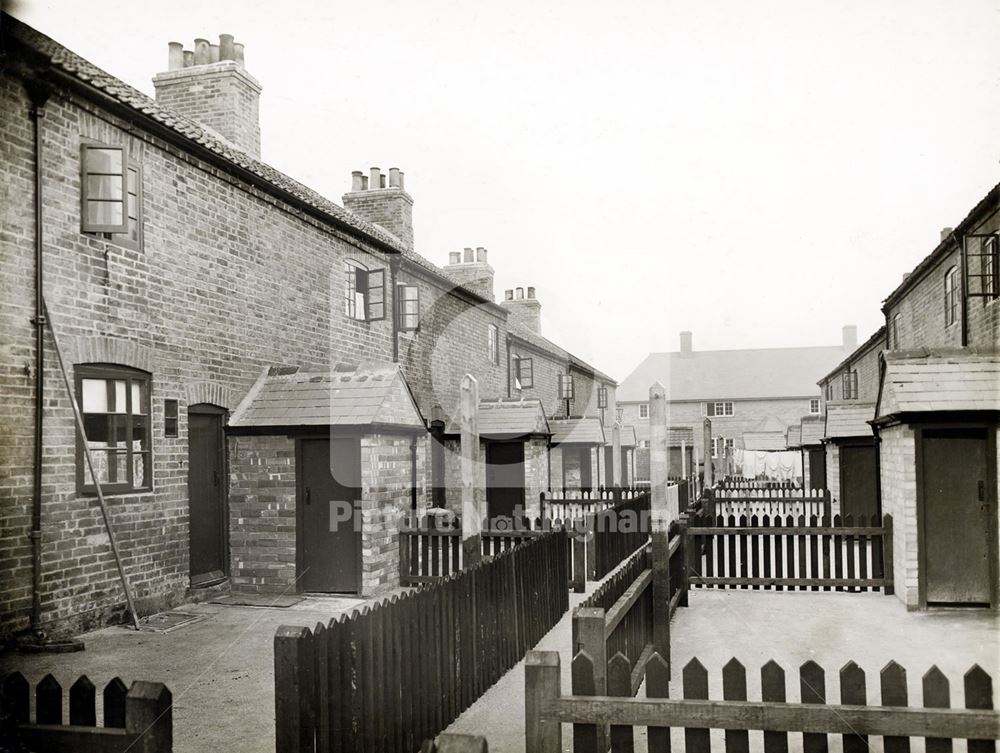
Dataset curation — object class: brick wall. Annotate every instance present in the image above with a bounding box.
[0,75,397,637]
[524,438,549,517]
[825,443,840,504]
[509,340,565,418]
[821,334,882,406]
[878,424,918,607]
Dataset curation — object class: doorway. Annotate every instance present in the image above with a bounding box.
[188,404,227,585]
[486,441,526,522]
[807,448,826,490]
[839,441,879,519]
[297,437,361,593]
[919,427,996,606]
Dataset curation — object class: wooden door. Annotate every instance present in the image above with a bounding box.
[486,441,525,522]
[620,448,630,486]
[188,405,226,584]
[298,437,361,593]
[604,446,614,487]
[839,442,879,518]
[808,448,826,490]
[921,428,994,605]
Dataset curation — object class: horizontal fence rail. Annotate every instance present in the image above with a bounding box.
[0,673,172,753]
[525,651,999,753]
[276,529,569,753]
[685,513,893,593]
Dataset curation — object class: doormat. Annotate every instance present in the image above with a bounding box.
[211,594,304,608]
[136,611,205,633]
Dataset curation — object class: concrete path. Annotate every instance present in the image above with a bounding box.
[445,588,1000,753]
[0,593,383,753]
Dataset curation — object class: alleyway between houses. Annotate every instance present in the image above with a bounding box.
[445,587,999,753]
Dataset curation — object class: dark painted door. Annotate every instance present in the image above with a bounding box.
[299,438,361,593]
[604,447,615,487]
[808,448,826,490]
[620,449,630,486]
[839,443,879,519]
[188,406,226,584]
[486,441,526,522]
[922,428,993,605]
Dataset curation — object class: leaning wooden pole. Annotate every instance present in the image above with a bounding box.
[43,299,141,630]
[459,373,482,566]
[649,381,671,661]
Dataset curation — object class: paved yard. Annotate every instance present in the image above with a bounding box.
[446,588,999,753]
[0,594,381,753]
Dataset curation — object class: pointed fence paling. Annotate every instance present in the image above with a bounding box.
[0,672,172,752]
[275,528,570,753]
[525,651,999,753]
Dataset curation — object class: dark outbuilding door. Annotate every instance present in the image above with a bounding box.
[921,428,995,606]
[808,448,826,490]
[620,448,630,486]
[486,441,526,522]
[188,405,227,584]
[604,447,615,487]
[839,442,879,518]
[298,438,361,594]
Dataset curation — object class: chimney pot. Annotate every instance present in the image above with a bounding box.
[940,227,954,242]
[168,42,184,70]
[193,38,210,65]
[463,247,474,263]
[361,175,369,190]
[233,42,245,65]
[842,325,858,350]
[388,167,401,188]
[505,289,514,301]
[527,286,535,299]
[398,171,405,190]
[680,331,693,355]
[476,247,487,263]
[209,43,220,63]
[351,170,364,192]
[516,287,524,300]
[370,167,381,190]
[182,50,194,67]
[219,34,235,61]
[449,252,461,265]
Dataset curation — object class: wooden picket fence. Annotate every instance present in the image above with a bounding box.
[275,529,569,753]
[525,650,999,753]
[0,672,172,752]
[717,478,800,491]
[704,489,832,521]
[592,492,651,581]
[683,513,893,593]
[540,487,646,521]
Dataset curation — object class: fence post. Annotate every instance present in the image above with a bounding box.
[400,519,412,585]
[275,625,314,753]
[574,607,607,697]
[677,513,690,608]
[586,511,597,581]
[525,651,561,753]
[882,513,895,595]
[126,681,173,753]
[460,374,482,566]
[572,534,586,593]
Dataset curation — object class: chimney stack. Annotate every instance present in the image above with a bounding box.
[342,166,414,250]
[153,34,262,158]
[842,325,858,351]
[501,285,542,335]
[443,247,495,301]
[940,227,954,242]
[679,331,693,356]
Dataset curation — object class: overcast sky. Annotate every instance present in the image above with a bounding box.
[9,0,1000,380]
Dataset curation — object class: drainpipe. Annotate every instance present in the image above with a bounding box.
[953,231,968,347]
[28,81,50,638]
[389,256,401,363]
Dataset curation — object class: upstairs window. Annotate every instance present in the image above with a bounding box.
[344,260,385,322]
[558,373,574,401]
[638,403,649,419]
[516,357,533,389]
[81,145,143,249]
[890,313,902,348]
[842,370,858,400]
[984,237,999,301]
[706,401,734,417]
[825,382,834,401]
[488,324,499,364]
[397,284,420,332]
[809,398,821,414]
[76,365,151,494]
[944,267,959,327]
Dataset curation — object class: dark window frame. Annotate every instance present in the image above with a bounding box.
[985,236,999,302]
[517,357,534,388]
[707,401,734,417]
[890,312,902,347]
[944,266,959,327]
[164,399,178,438]
[344,260,386,322]
[80,144,129,235]
[75,364,152,495]
[842,370,859,400]
[396,283,420,332]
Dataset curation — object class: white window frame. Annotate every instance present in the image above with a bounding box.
[707,401,734,417]
[488,324,499,364]
[809,398,821,415]
[638,403,649,419]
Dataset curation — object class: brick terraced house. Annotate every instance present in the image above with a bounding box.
[0,16,617,639]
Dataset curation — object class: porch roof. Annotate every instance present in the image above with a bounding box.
[229,363,425,430]
[800,415,826,446]
[876,350,1000,420]
[620,425,638,448]
[477,398,550,439]
[825,403,876,439]
[786,425,802,449]
[549,416,606,445]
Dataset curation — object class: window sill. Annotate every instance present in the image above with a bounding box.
[81,231,142,253]
[78,487,153,498]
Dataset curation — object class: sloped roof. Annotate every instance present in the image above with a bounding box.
[618,345,845,403]
[477,398,549,439]
[821,327,886,383]
[549,417,605,445]
[619,425,637,448]
[508,325,616,385]
[825,403,875,439]
[634,424,695,446]
[876,350,1000,420]
[786,425,802,449]
[800,415,826,446]
[230,363,424,430]
[743,415,789,451]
